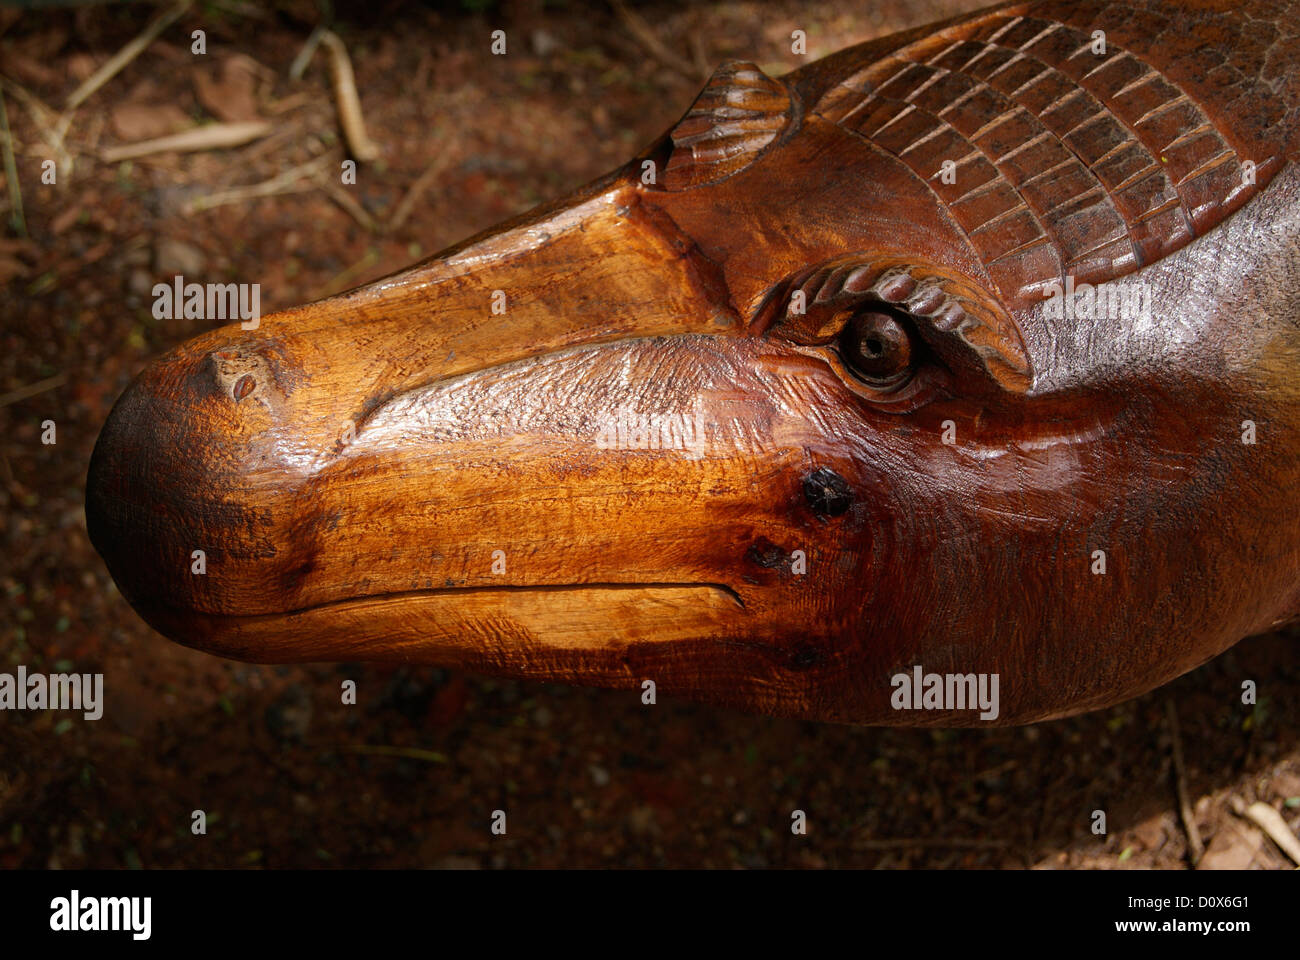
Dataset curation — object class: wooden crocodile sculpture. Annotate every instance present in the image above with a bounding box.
[86,0,1299,725]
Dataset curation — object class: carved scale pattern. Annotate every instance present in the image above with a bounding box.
[815,1,1296,307]
[664,61,791,190]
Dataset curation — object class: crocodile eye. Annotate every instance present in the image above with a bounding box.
[838,307,915,386]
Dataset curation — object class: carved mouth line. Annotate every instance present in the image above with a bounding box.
[139,580,753,666]
[172,581,747,622]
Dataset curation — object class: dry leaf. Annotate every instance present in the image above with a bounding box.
[111,102,193,141]
[193,55,262,123]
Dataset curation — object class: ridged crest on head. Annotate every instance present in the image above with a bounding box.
[812,0,1299,310]
[663,61,793,190]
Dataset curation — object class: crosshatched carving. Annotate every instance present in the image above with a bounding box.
[815,0,1295,307]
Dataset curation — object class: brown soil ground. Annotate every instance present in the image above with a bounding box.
[1,0,1297,869]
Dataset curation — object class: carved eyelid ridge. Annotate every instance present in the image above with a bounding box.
[752,255,1033,394]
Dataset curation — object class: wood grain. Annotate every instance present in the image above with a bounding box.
[87,0,1300,725]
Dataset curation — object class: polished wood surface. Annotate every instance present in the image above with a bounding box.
[86,0,1300,725]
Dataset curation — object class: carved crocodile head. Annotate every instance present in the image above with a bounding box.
[87,0,1300,724]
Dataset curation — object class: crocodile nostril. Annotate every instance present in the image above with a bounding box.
[233,374,256,400]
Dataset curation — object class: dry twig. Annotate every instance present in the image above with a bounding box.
[611,0,701,80]
[1230,797,1300,866]
[289,24,328,82]
[387,151,452,233]
[1166,699,1204,865]
[0,88,24,236]
[319,247,381,298]
[0,76,73,176]
[102,121,272,162]
[315,173,377,233]
[340,745,448,764]
[319,30,380,162]
[183,156,330,214]
[65,0,192,112]
[0,374,66,409]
